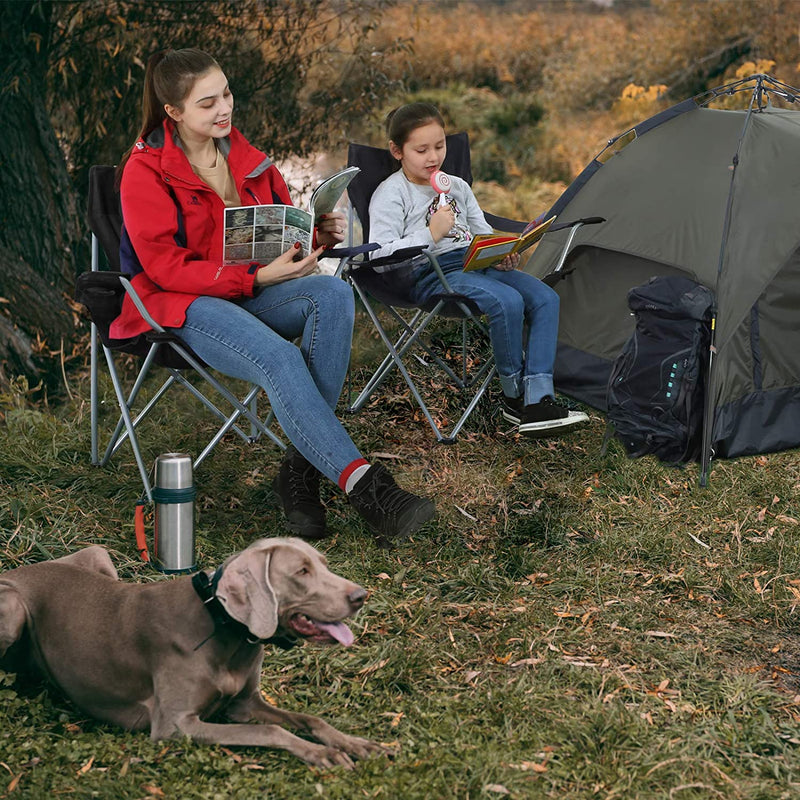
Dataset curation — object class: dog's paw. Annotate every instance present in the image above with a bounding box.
[301,742,356,771]
[327,733,393,761]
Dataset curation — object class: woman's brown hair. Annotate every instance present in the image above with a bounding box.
[116,48,220,183]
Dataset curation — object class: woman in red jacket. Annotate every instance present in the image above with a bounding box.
[114,48,434,544]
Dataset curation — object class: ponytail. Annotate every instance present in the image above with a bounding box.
[116,48,220,185]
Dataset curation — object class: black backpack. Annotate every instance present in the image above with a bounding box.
[606,275,714,464]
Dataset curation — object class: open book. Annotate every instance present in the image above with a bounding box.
[223,166,359,264]
[462,215,556,271]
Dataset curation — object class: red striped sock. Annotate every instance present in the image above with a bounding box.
[338,458,370,492]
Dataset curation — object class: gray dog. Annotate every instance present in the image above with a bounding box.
[0,537,384,769]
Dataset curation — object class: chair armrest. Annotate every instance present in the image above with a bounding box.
[119,276,166,334]
[334,244,426,279]
[547,216,606,274]
[359,246,429,269]
[483,211,529,234]
[324,243,380,259]
[550,216,605,233]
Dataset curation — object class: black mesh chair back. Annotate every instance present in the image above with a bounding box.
[87,165,122,270]
[347,132,473,243]
[347,133,486,317]
[77,166,188,367]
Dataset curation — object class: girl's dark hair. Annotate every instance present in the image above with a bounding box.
[385,102,445,149]
[116,48,220,182]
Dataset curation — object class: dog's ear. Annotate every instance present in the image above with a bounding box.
[0,585,27,658]
[215,543,278,640]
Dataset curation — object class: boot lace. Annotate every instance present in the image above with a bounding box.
[359,467,413,519]
[286,457,320,505]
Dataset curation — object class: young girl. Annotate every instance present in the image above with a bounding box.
[369,102,587,437]
[112,49,434,544]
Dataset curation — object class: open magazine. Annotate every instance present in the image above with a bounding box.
[223,166,359,264]
[462,215,556,271]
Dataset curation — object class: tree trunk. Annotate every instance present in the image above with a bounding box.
[0,244,76,395]
[0,1,82,393]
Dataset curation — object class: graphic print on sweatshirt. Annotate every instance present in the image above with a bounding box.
[425,195,472,244]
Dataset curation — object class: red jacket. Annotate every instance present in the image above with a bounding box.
[110,120,293,339]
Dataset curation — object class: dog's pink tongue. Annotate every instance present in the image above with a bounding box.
[315,620,354,646]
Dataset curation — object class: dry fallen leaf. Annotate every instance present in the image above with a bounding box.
[77,756,94,775]
[510,760,548,773]
[510,657,544,668]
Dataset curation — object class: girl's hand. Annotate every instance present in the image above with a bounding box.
[429,204,455,242]
[495,252,521,271]
[254,243,326,286]
[315,211,346,247]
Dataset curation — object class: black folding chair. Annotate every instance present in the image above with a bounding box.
[338,133,531,443]
[75,165,284,501]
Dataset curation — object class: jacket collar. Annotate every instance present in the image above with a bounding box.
[141,120,273,183]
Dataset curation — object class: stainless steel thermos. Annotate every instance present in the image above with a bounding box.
[153,453,197,573]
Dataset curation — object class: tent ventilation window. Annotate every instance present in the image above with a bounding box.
[597,128,637,163]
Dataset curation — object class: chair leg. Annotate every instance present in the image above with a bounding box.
[349,294,453,442]
[166,341,285,452]
[447,363,497,442]
[100,345,154,502]
[194,383,265,468]
[348,305,428,410]
[90,321,99,465]
[349,292,443,412]
[101,345,165,462]
[249,390,258,440]
[348,280,496,442]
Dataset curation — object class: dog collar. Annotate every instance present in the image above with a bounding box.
[191,568,298,650]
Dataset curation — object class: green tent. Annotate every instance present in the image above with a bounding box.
[527,75,800,483]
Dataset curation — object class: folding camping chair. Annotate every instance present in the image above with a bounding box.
[75,165,284,502]
[335,134,525,442]
[339,133,600,442]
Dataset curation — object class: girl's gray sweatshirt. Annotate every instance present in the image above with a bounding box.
[367,169,492,261]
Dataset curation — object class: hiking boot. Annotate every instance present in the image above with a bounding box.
[500,395,525,426]
[348,463,435,546]
[272,446,327,540]
[518,397,589,438]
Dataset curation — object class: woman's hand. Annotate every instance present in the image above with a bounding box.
[494,252,521,271]
[315,211,346,247]
[429,204,455,242]
[254,243,326,286]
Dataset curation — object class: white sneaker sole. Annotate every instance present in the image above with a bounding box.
[501,408,522,425]
[519,410,589,438]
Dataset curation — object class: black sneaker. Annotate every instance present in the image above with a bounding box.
[501,395,525,425]
[272,446,327,540]
[519,396,588,438]
[348,463,435,545]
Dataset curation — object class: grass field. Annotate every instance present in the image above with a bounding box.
[2,321,800,799]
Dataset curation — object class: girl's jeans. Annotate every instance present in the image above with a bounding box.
[171,274,362,485]
[410,247,560,404]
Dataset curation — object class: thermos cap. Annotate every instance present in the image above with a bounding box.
[155,452,193,490]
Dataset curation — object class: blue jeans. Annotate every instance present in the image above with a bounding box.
[171,274,362,484]
[411,248,560,404]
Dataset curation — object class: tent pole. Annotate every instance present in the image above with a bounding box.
[698,316,717,487]
[698,77,761,487]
